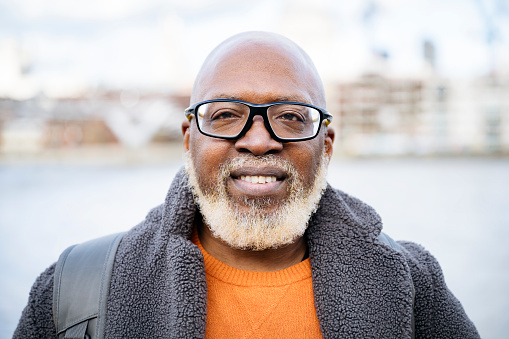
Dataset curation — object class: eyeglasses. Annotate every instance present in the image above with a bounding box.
[185,99,333,142]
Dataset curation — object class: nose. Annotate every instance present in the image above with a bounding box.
[234,116,283,155]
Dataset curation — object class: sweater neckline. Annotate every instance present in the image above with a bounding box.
[191,228,312,287]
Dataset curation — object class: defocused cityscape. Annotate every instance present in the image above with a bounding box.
[1,45,508,158]
[0,0,508,159]
[332,67,509,156]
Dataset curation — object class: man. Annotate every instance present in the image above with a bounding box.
[14,31,479,338]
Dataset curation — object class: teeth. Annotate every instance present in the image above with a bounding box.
[240,175,277,184]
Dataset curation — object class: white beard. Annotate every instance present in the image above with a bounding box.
[185,151,329,251]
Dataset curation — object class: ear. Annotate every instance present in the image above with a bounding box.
[182,119,191,151]
[324,125,335,158]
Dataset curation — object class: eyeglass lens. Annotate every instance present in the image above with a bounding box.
[196,102,321,139]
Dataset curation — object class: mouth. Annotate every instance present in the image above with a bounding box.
[239,175,278,184]
[229,167,287,196]
[230,167,286,183]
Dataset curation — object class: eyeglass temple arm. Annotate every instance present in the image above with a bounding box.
[324,113,333,126]
[184,108,194,121]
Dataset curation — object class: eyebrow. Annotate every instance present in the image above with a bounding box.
[212,94,309,103]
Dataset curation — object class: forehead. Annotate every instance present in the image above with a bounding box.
[192,41,324,106]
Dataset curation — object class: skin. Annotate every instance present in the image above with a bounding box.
[182,32,335,271]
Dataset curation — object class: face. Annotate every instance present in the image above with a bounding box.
[182,38,334,249]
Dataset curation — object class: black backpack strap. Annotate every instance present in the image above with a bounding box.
[378,232,416,339]
[53,232,124,339]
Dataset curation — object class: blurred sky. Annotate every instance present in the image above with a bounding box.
[0,0,508,99]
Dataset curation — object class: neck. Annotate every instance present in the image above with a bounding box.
[197,220,307,272]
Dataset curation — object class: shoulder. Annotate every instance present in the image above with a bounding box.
[397,241,480,338]
[13,264,57,338]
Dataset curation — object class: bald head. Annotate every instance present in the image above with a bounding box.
[191,31,326,107]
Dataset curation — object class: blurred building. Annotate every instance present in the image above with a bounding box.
[329,72,509,156]
[1,77,508,157]
[332,74,423,156]
[0,92,190,154]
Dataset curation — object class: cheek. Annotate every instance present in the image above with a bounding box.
[189,130,213,182]
[189,130,233,187]
[287,141,324,187]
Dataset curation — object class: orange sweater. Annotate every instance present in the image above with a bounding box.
[191,230,322,338]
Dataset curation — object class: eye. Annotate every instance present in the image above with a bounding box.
[277,112,305,122]
[210,110,242,120]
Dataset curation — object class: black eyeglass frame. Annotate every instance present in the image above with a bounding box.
[184,99,333,142]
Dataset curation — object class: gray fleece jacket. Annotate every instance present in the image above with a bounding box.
[14,168,480,338]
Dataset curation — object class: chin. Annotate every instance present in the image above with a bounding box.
[185,151,330,251]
